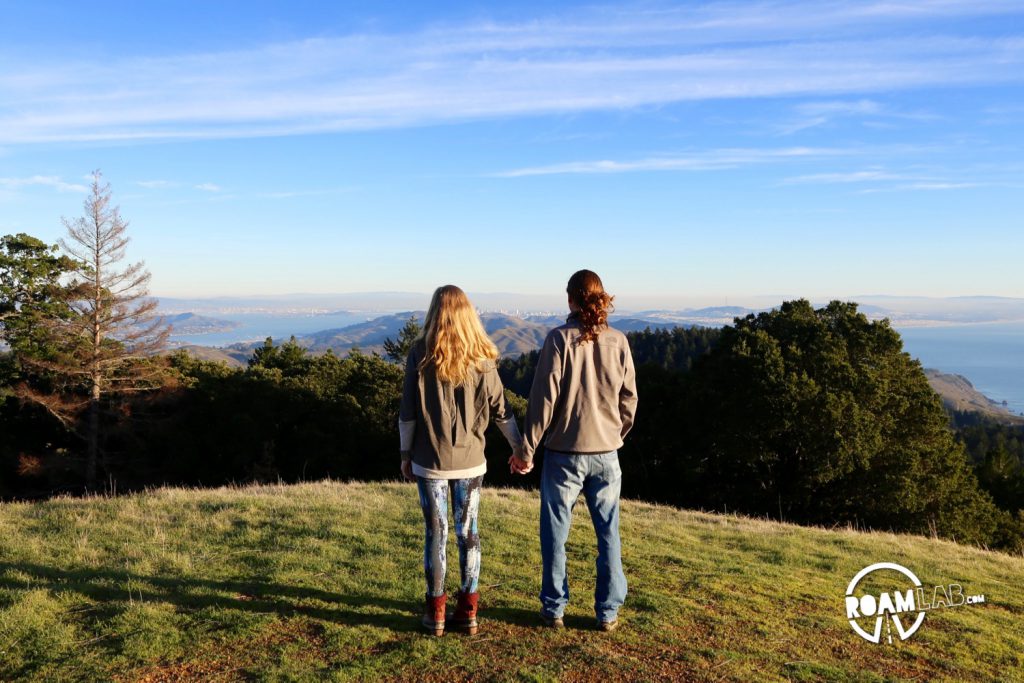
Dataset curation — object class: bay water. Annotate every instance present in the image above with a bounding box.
[897,322,1024,416]
[167,311,374,347]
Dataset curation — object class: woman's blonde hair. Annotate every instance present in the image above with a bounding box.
[419,285,499,385]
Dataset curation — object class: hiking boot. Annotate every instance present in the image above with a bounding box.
[421,593,447,636]
[598,617,619,632]
[540,611,565,629]
[449,590,479,635]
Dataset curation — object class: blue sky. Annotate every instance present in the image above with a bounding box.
[1,0,1022,305]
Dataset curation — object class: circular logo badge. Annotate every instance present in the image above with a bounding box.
[845,562,926,643]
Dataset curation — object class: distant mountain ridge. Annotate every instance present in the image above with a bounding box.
[160,312,241,334]
[178,310,686,363]
[299,312,422,352]
[296,312,685,357]
[171,312,1022,424]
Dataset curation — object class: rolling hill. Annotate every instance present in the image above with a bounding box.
[209,312,680,360]
[926,369,1024,424]
[290,312,553,357]
[0,481,1020,681]
[171,344,250,368]
[159,312,241,335]
[299,311,421,354]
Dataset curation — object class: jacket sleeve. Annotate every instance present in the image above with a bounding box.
[522,331,563,462]
[486,364,523,451]
[398,349,419,461]
[619,340,638,440]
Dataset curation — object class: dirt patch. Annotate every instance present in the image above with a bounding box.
[117,617,328,682]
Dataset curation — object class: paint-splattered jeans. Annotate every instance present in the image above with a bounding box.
[416,476,483,598]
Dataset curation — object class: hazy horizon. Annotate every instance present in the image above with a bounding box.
[153,290,1024,310]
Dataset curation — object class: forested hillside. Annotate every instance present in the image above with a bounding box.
[3,281,1022,551]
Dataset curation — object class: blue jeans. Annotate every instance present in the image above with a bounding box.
[417,476,482,597]
[540,449,627,622]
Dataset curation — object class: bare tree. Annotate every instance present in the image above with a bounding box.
[19,171,170,488]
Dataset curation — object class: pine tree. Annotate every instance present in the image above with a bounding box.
[382,315,421,362]
[18,171,170,488]
[0,233,77,356]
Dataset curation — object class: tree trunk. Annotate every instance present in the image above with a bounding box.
[86,387,99,489]
[88,216,102,490]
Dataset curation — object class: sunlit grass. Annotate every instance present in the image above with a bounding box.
[0,481,1021,681]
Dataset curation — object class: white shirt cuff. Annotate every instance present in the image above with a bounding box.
[399,419,416,452]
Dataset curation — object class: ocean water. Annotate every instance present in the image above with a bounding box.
[896,323,1024,416]
[168,312,374,347]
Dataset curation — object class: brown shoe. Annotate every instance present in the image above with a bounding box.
[422,593,446,636]
[540,611,565,629]
[598,618,619,632]
[449,590,479,635]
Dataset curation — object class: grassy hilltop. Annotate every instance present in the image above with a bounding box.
[0,482,1021,682]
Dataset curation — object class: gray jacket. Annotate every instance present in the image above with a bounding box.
[522,316,638,461]
[399,339,521,474]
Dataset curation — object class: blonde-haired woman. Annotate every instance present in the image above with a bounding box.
[399,285,523,636]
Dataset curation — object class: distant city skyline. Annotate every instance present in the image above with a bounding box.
[1,1,1022,298]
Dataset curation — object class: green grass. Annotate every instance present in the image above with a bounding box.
[0,481,1021,682]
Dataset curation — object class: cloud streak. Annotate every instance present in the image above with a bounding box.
[782,170,929,184]
[779,166,1021,192]
[0,2,1022,144]
[774,99,942,134]
[0,175,88,192]
[493,147,860,177]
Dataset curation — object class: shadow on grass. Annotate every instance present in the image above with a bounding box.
[481,605,607,631]
[0,561,554,634]
[0,560,424,633]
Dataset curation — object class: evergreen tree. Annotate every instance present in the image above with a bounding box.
[382,314,421,362]
[249,335,309,377]
[0,233,78,359]
[687,299,1001,544]
[16,172,171,488]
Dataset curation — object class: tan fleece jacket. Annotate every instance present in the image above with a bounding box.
[522,315,638,462]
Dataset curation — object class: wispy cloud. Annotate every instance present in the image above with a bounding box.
[981,103,1024,124]
[782,168,1006,191]
[136,179,223,192]
[494,147,854,177]
[858,182,983,193]
[903,182,980,190]
[0,2,1021,144]
[776,99,941,134]
[781,170,929,184]
[0,175,88,192]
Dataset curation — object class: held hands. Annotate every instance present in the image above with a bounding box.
[508,446,534,475]
[403,451,531,478]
